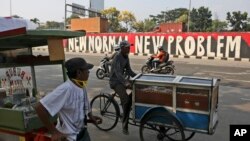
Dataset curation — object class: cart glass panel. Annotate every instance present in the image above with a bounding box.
[180,77,212,85]
[137,75,176,82]
[135,84,173,106]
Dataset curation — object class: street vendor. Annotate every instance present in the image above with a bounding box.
[109,40,137,135]
[35,57,102,141]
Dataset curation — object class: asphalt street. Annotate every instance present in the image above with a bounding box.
[32,52,250,141]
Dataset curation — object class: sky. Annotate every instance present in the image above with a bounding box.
[0,0,250,23]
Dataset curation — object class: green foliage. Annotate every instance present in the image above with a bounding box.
[247,24,250,31]
[176,14,188,23]
[149,8,188,24]
[38,21,63,29]
[210,20,228,32]
[101,7,137,32]
[190,6,212,32]
[118,11,136,32]
[101,7,121,32]
[30,18,40,24]
[226,11,248,31]
[133,19,157,32]
[12,15,22,18]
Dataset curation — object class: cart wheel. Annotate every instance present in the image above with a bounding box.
[166,128,195,141]
[90,94,120,131]
[96,69,105,79]
[140,112,185,141]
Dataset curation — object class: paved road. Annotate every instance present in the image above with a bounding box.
[33,52,250,141]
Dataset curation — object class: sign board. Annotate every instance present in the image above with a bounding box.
[72,3,85,16]
[90,0,104,11]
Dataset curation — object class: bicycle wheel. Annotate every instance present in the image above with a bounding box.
[90,94,120,131]
[140,112,185,141]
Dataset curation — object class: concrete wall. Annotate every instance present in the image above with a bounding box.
[33,32,250,62]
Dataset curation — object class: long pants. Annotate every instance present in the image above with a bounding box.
[114,84,132,130]
[76,128,90,141]
[152,60,160,68]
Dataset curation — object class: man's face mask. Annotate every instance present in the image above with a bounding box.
[72,79,88,88]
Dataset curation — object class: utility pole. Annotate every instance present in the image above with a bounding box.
[187,0,192,32]
[10,0,12,16]
[64,0,67,30]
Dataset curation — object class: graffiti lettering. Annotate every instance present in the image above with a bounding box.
[66,33,248,59]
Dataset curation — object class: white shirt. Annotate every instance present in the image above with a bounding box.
[40,80,90,141]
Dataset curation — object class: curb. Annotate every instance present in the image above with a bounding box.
[32,47,250,62]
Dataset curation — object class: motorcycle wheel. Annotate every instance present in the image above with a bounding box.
[96,69,106,79]
[161,67,174,75]
[141,65,150,74]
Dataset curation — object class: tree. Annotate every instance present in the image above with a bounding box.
[166,8,188,23]
[66,14,80,25]
[118,11,136,32]
[190,6,212,32]
[226,11,248,31]
[132,21,144,32]
[176,14,188,23]
[101,7,121,32]
[210,19,228,32]
[12,15,22,18]
[45,21,62,29]
[133,19,157,32]
[149,8,188,24]
[30,18,40,25]
[247,18,250,31]
[247,24,250,31]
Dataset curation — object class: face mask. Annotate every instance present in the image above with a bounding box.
[72,79,88,88]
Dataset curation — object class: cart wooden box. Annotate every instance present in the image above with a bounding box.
[131,73,220,134]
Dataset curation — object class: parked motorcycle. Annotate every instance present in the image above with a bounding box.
[96,55,130,80]
[141,57,175,75]
[96,56,110,79]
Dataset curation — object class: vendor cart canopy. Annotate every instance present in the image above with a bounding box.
[0,30,85,50]
[0,17,38,32]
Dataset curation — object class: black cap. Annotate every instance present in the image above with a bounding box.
[120,40,131,48]
[65,57,93,72]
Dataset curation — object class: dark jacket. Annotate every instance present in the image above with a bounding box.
[109,52,136,88]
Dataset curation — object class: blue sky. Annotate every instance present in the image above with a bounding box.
[0,0,250,23]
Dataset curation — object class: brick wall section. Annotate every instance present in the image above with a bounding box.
[70,17,108,33]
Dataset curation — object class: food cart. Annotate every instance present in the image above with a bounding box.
[91,73,220,141]
[132,73,220,140]
[0,29,84,141]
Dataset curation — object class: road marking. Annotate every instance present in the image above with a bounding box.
[202,71,250,75]
[195,72,250,83]
[240,98,250,101]
[225,78,250,83]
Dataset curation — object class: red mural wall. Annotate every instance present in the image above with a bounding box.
[65,32,250,60]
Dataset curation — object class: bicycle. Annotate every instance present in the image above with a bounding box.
[90,90,195,141]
